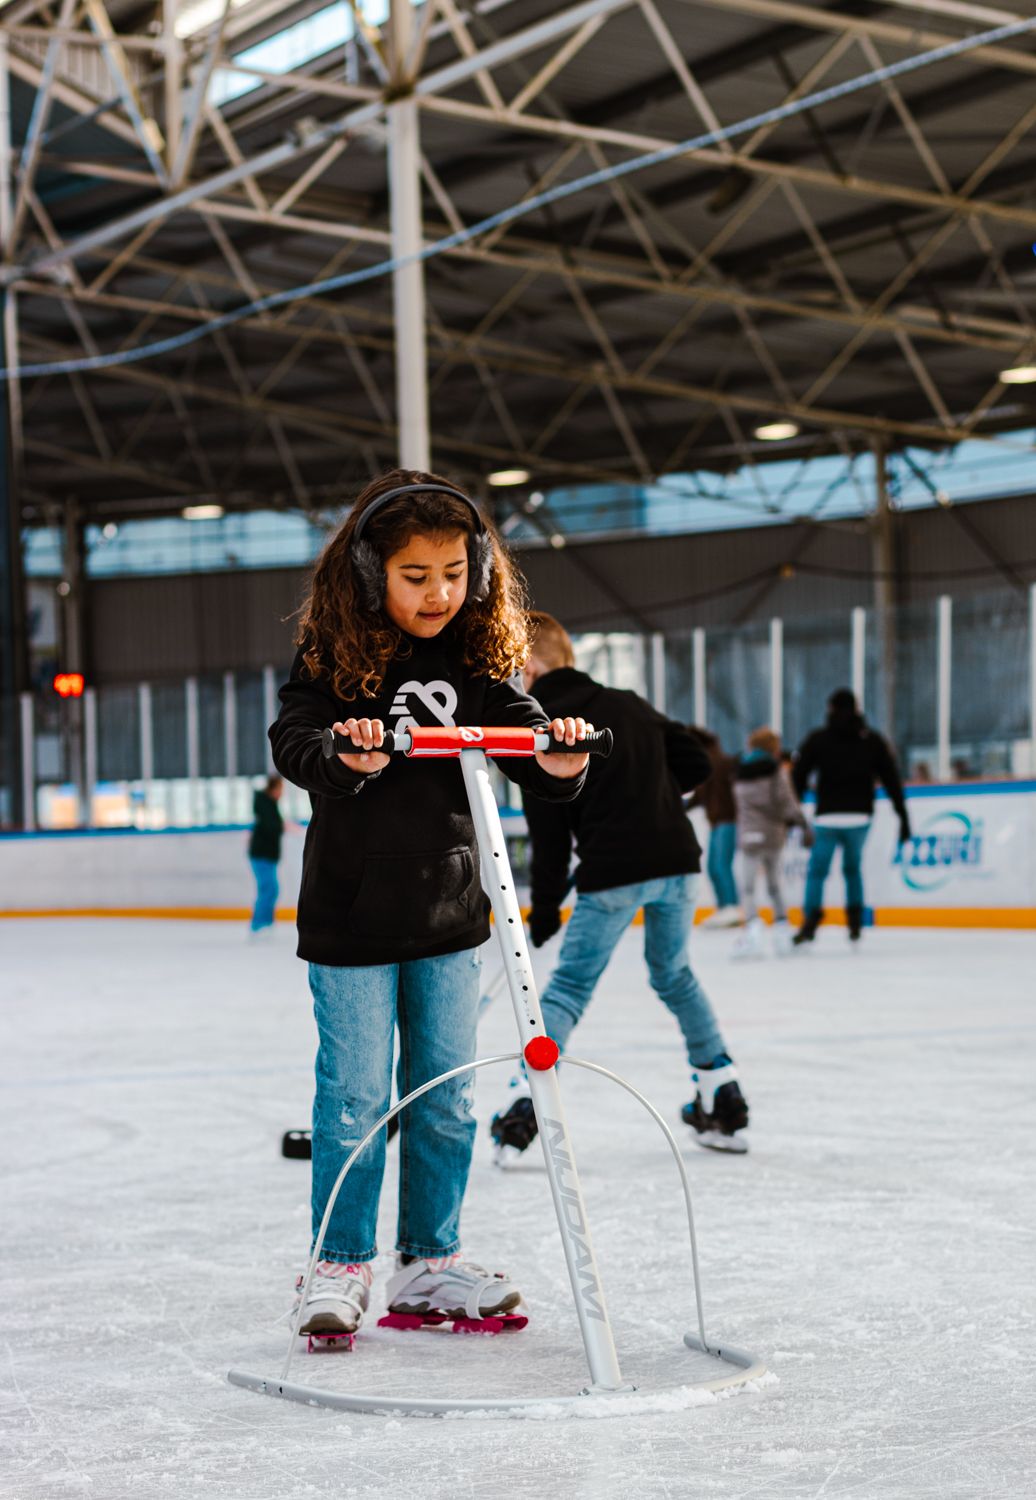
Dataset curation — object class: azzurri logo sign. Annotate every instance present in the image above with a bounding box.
[893,810,984,892]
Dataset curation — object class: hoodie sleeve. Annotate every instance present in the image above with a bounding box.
[269,650,381,799]
[662,718,713,794]
[792,732,820,800]
[522,790,574,909]
[481,672,587,803]
[871,732,908,820]
[773,765,808,827]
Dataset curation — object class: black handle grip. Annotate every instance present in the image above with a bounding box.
[538,726,613,758]
[321,727,398,758]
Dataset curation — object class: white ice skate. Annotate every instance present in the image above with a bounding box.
[380,1254,527,1335]
[771,919,793,957]
[702,905,743,930]
[294,1261,371,1351]
[731,918,765,960]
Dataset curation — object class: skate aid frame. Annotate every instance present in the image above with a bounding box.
[228,726,766,1417]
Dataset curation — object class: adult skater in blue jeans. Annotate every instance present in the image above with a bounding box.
[491,613,750,1158]
[791,688,911,944]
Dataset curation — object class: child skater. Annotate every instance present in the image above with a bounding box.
[269,470,590,1343]
[731,727,812,960]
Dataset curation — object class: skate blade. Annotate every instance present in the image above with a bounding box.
[306,1330,355,1352]
[492,1142,529,1169]
[694,1130,749,1154]
[378,1311,527,1335]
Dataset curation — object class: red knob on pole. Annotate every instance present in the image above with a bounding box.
[524,1036,560,1071]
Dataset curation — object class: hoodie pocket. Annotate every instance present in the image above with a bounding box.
[346,845,478,944]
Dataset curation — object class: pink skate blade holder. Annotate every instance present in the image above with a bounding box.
[523,1036,560,1071]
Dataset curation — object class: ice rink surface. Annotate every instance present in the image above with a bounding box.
[2,916,1034,1500]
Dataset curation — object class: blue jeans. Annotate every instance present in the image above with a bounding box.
[540,874,725,1070]
[803,824,870,913]
[308,948,481,1263]
[707,822,738,909]
[249,857,278,931]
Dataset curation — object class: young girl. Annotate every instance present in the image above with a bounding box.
[270,469,590,1340]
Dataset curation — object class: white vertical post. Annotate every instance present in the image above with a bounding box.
[139,682,154,811]
[388,0,430,470]
[83,687,97,826]
[769,616,783,735]
[851,606,866,710]
[692,627,706,725]
[937,594,952,783]
[185,675,200,824]
[19,691,34,831]
[262,664,277,773]
[1030,583,1036,777]
[459,749,625,1394]
[223,669,238,822]
[649,632,666,713]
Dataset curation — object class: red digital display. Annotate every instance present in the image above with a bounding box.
[53,672,85,699]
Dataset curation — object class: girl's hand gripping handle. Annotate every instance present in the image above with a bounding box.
[326,718,392,774]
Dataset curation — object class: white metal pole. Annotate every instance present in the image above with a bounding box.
[139,682,153,817]
[185,675,200,824]
[851,605,866,710]
[692,626,706,725]
[223,669,238,821]
[19,691,34,831]
[769,617,783,735]
[389,0,430,470]
[649,631,666,713]
[459,749,626,1393]
[937,594,952,783]
[83,686,97,826]
[1030,583,1036,778]
[262,664,277,772]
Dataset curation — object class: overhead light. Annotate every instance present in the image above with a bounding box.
[754,421,800,441]
[182,504,225,520]
[527,491,545,511]
[998,365,1036,384]
[488,469,530,487]
[101,522,119,541]
[549,533,566,549]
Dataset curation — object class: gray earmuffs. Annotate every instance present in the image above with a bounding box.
[351,482,494,611]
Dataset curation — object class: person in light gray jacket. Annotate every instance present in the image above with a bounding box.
[731,727,812,958]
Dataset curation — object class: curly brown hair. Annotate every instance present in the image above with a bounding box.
[296,468,531,699]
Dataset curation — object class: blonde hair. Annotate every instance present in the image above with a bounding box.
[748,726,781,757]
[527,611,575,671]
[296,469,531,698]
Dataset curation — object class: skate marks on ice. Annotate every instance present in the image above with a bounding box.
[2,920,1036,1497]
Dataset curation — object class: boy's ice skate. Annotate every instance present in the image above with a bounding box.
[379,1254,527,1335]
[702,904,743,930]
[294,1260,372,1351]
[681,1054,749,1153]
[490,1078,538,1166]
[730,917,765,961]
[772,918,793,957]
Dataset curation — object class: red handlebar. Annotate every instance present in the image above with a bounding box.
[320,725,613,759]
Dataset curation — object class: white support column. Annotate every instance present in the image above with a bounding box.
[649,632,666,713]
[83,686,97,827]
[1030,583,1036,777]
[19,691,34,831]
[692,626,706,726]
[139,682,154,815]
[223,670,237,778]
[262,664,277,772]
[185,675,200,824]
[937,594,952,783]
[769,616,783,735]
[388,0,430,470]
[851,606,866,710]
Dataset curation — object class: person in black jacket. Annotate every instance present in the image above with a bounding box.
[270,471,590,1342]
[791,688,911,944]
[490,613,750,1159]
[248,774,284,934]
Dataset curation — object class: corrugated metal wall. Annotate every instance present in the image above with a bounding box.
[83,493,1036,683]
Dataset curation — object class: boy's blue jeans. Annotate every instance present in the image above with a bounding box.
[803,824,870,912]
[540,874,725,1070]
[308,948,481,1264]
[249,857,278,931]
[707,822,738,909]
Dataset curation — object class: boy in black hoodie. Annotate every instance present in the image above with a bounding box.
[491,613,750,1157]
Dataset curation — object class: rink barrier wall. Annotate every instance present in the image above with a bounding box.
[1,783,1034,927]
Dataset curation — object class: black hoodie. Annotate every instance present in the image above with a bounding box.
[792,707,907,820]
[521,667,711,906]
[270,629,584,966]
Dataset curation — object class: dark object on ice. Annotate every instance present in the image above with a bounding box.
[847,904,864,941]
[793,909,824,945]
[282,1116,400,1159]
[490,1095,539,1155]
